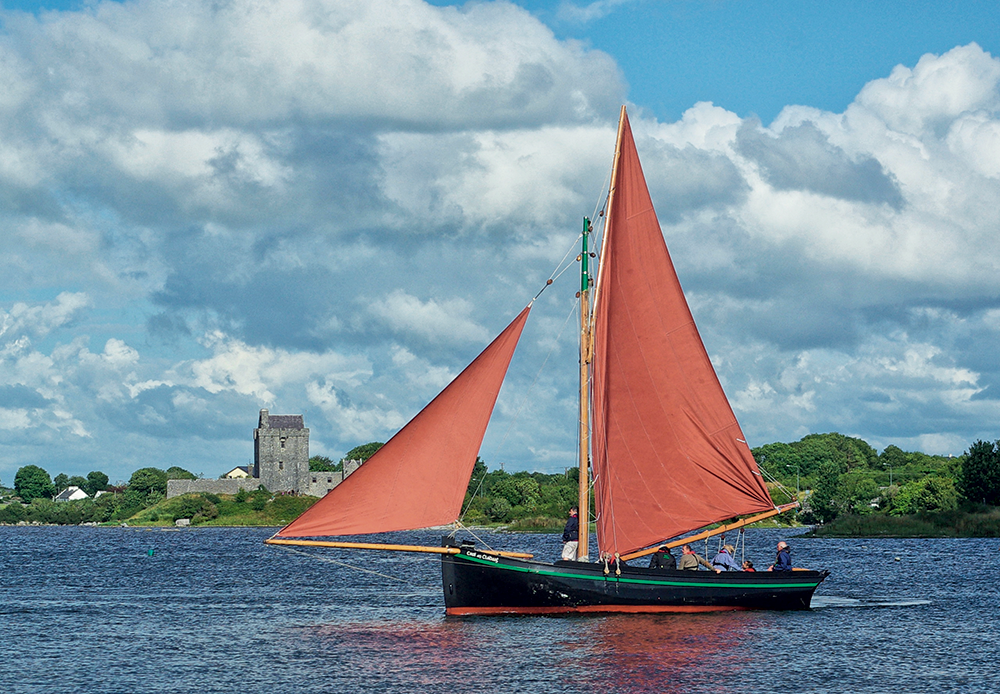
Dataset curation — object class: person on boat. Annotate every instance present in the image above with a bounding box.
[648,546,676,570]
[742,560,756,572]
[767,541,793,571]
[678,544,721,573]
[561,507,579,560]
[710,544,741,572]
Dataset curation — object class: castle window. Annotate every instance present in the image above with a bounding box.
[278,461,284,470]
[327,478,333,483]
[280,438,286,449]
[312,477,317,483]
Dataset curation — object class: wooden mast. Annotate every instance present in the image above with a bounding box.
[583,106,627,561]
[577,217,592,560]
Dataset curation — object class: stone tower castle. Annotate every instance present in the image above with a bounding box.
[166,409,358,498]
[253,409,310,494]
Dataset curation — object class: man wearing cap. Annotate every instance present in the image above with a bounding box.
[561,507,579,560]
[767,541,793,571]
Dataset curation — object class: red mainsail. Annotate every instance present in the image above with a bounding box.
[590,110,773,557]
[277,306,530,538]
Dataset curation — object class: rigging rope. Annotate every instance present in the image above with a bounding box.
[534,233,584,301]
[447,521,496,554]
[272,545,421,585]
[459,301,578,522]
[759,466,797,505]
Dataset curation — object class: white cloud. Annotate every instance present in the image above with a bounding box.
[947,112,1000,178]
[1,0,1000,478]
[103,128,291,189]
[557,0,634,23]
[0,292,90,341]
[10,0,620,129]
[854,44,1000,136]
[176,330,371,402]
[702,44,1000,291]
[0,408,32,431]
[305,379,407,443]
[390,345,456,391]
[379,125,613,229]
[368,290,490,345]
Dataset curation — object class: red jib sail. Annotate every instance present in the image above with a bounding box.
[590,109,774,558]
[277,306,531,538]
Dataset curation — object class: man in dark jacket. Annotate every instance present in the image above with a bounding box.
[561,507,579,560]
[648,546,675,570]
[768,541,793,571]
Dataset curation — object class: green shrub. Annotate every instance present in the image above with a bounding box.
[265,495,318,521]
[485,497,512,523]
[0,502,27,523]
[192,504,219,523]
[170,494,218,523]
[506,515,562,532]
[889,476,959,515]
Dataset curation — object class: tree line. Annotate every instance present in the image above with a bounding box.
[752,432,1000,524]
[0,465,200,525]
[3,432,998,528]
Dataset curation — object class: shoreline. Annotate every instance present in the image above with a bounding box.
[4,518,996,539]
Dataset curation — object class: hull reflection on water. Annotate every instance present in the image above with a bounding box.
[580,613,760,691]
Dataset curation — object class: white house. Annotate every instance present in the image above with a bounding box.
[54,486,90,502]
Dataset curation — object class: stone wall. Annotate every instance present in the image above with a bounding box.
[166,478,263,499]
[306,470,344,497]
[166,410,365,499]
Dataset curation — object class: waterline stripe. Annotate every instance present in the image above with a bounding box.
[454,553,821,589]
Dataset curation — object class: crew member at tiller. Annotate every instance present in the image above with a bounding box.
[768,541,793,571]
[561,507,579,560]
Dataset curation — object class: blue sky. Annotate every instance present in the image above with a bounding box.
[434,0,1000,124]
[1,0,1000,484]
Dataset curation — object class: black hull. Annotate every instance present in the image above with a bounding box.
[441,543,829,616]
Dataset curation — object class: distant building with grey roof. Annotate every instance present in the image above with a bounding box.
[54,486,89,502]
[167,409,359,499]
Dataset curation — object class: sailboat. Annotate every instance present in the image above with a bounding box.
[267,106,829,614]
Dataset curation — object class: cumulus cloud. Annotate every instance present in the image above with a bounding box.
[368,290,490,346]
[174,331,372,402]
[1,0,1000,482]
[735,121,904,208]
[625,43,1000,453]
[0,292,90,341]
[557,0,634,23]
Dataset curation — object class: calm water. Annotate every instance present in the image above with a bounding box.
[1,525,997,694]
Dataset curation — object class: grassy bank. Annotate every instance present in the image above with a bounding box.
[804,507,1000,538]
[126,492,318,527]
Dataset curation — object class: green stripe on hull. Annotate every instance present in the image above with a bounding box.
[455,553,821,590]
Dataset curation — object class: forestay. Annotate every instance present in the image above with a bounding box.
[277,306,531,538]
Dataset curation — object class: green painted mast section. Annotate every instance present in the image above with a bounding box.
[577,217,593,560]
